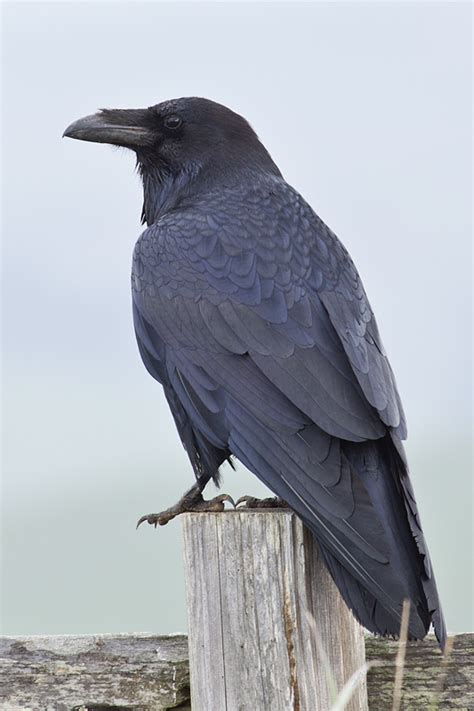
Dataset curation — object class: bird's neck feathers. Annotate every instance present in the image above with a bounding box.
[138,146,282,226]
[139,160,201,226]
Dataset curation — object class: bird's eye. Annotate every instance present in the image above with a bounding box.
[164,115,183,130]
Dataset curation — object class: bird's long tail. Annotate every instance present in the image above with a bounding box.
[322,438,446,647]
[229,403,446,648]
[311,436,446,647]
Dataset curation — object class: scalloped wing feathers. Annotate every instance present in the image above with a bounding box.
[131,176,445,646]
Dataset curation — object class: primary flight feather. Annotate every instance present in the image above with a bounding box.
[64,97,446,647]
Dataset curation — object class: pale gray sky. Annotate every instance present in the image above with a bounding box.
[2,1,472,636]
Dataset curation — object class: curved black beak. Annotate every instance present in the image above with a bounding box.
[63,108,155,148]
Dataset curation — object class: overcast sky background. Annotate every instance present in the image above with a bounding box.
[2,1,472,637]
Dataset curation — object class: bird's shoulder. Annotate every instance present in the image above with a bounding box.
[132,175,406,438]
[132,175,356,303]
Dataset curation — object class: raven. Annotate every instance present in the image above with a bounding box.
[64,97,446,647]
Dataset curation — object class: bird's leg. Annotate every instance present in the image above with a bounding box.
[235,495,290,510]
[136,482,235,528]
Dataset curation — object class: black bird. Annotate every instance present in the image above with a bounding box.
[64,97,446,647]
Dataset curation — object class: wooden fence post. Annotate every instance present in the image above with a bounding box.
[182,509,368,711]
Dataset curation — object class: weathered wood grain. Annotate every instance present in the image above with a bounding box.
[0,633,189,711]
[1,506,472,711]
[1,632,473,709]
[182,510,368,711]
[365,633,474,710]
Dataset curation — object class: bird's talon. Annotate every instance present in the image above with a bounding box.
[137,490,236,529]
[235,495,253,508]
[236,495,289,510]
[187,492,235,513]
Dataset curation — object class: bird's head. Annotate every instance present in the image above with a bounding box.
[64,97,280,223]
[64,97,279,179]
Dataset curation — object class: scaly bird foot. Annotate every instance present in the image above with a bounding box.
[136,485,235,528]
[235,495,290,510]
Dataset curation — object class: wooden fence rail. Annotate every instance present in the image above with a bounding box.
[1,510,472,710]
[1,632,473,710]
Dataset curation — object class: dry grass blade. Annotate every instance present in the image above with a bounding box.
[330,661,381,711]
[391,598,411,711]
[428,634,456,709]
[304,609,339,703]
[305,608,375,710]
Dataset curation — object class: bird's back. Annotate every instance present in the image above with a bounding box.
[132,174,446,646]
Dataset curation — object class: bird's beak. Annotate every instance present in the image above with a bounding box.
[63,108,155,148]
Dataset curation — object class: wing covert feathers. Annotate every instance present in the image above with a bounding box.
[132,176,445,646]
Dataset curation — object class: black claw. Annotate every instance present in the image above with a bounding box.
[136,513,158,529]
[137,490,236,530]
[216,494,236,508]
